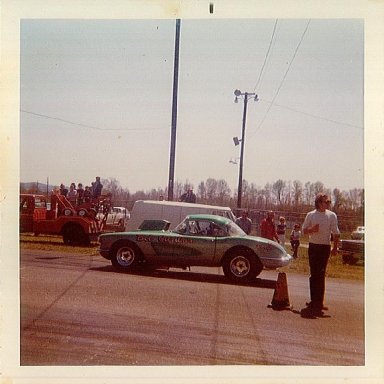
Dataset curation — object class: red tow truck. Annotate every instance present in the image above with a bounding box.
[20,193,112,245]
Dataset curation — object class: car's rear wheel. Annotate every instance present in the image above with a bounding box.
[111,241,142,271]
[222,249,262,282]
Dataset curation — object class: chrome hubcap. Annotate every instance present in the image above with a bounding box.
[230,256,250,277]
[117,247,135,266]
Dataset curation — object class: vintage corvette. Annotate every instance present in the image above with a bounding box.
[99,214,292,282]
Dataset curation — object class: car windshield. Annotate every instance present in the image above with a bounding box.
[227,221,246,237]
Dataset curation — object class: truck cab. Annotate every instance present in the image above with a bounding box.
[20,194,48,232]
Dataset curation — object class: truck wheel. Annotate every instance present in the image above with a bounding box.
[62,224,88,246]
[222,249,262,283]
[111,241,142,271]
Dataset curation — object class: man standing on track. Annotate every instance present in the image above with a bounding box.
[302,193,340,315]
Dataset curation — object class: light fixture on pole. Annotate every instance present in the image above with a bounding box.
[233,89,258,209]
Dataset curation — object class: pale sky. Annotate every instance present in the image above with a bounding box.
[20,18,364,192]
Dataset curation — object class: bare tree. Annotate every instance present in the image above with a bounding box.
[197,181,206,200]
[292,180,303,207]
[174,181,184,200]
[272,179,286,205]
[304,181,313,205]
[332,188,345,212]
[247,183,258,207]
[313,181,325,196]
[102,177,125,199]
[206,178,218,201]
[264,183,273,208]
[217,179,231,205]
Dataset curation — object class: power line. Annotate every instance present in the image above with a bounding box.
[20,109,163,131]
[261,99,363,130]
[248,19,311,140]
[253,19,278,93]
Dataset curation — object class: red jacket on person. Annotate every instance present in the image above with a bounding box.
[260,218,278,241]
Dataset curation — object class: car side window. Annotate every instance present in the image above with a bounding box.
[215,227,227,237]
[188,220,201,235]
[175,221,188,234]
[191,220,226,237]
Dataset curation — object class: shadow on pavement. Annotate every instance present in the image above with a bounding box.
[291,307,332,319]
[90,265,277,289]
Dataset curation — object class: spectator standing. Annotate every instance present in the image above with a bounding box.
[290,223,302,258]
[235,211,252,235]
[77,183,85,205]
[83,186,92,203]
[67,183,78,206]
[260,211,279,242]
[276,216,287,248]
[92,176,103,199]
[59,183,68,197]
[302,193,340,315]
[180,188,196,203]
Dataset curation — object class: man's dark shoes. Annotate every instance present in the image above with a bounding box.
[306,301,328,311]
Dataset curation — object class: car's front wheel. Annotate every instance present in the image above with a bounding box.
[111,241,142,271]
[222,249,262,282]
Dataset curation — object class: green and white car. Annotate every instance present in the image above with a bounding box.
[99,214,292,283]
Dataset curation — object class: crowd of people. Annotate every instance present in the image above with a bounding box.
[235,209,304,258]
[58,176,103,206]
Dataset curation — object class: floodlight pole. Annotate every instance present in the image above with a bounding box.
[168,19,181,201]
[234,90,257,209]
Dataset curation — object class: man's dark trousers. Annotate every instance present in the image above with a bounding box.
[308,243,331,308]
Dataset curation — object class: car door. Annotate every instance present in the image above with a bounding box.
[106,208,115,226]
[153,219,217,266]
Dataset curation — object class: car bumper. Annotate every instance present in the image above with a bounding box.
[262,253,293,269]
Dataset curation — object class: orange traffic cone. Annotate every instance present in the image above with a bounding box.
[268,272,292,310]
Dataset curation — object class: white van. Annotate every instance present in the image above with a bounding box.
[126,200,236,230]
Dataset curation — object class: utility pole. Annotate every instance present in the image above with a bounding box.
[233,89,258,209]
[167,19,181,201]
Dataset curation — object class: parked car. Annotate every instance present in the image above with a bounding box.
[338,239,364,265]
[126,200,236,231]
[97,206,130,231]
[99,214,292,283]
[351,226,365,240]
